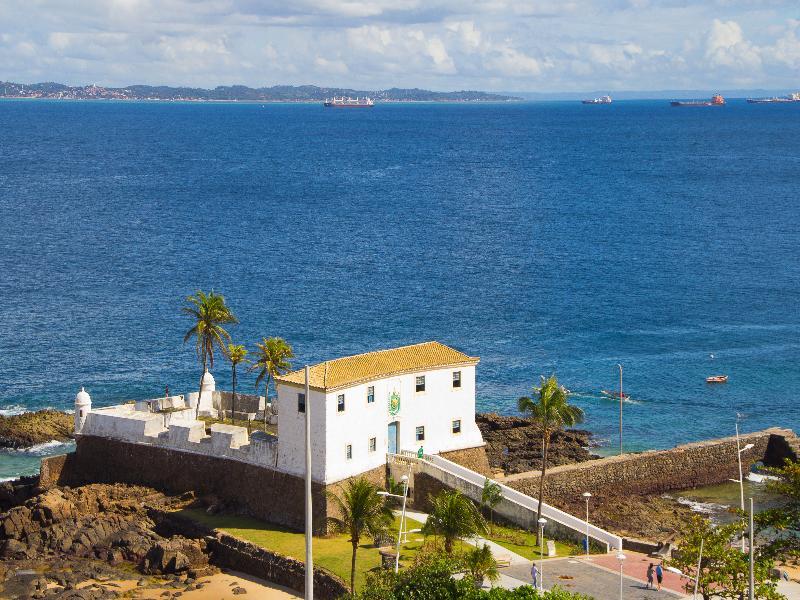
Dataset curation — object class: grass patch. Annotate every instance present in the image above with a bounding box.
[485,523,578,560]
[178,509,424,590]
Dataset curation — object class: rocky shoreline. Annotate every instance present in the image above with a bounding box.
[0,410,74,449]
[476,412,598,475]
[0,482,218,598]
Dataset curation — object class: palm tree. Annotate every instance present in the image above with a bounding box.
[182,290,238,418]
[226,344,248,422]
[464,543,500,589]
[327,477,393,593]
[421,490,488,554]
[518,374,585,544]
[249,337,294,429]
[481,478,503,533]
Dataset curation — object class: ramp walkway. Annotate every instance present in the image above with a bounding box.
[389,451,623,553]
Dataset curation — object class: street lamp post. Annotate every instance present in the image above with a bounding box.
[616,551,626,600]
[730,423,755,552]
[304,366,313,600]
[377,473,410,574]
[582,492,592,558]
[538,518,547,591]
[617,364,623,455]
[666,538,703,600]
[749,497,755,600]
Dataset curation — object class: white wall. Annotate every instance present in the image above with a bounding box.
[276,365,483,484]
[275,386,328,481]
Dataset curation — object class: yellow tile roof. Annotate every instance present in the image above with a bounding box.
[275,341,479,392]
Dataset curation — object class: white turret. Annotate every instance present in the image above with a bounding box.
[196,370,216,416]
[74,387,91,434]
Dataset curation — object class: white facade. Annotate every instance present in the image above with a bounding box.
[275,364,483,484]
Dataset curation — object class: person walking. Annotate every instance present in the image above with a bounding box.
[655,562,663,591]
[531,562,539,589]
[646,563,654,590]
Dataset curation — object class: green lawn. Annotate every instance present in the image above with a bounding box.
[484,523,579,560]
[179,509,425,590]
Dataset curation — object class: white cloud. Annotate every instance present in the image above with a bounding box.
[0,0,799,91]
[705,19,761,69]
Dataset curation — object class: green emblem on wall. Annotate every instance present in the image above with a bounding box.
[388,390,401,416]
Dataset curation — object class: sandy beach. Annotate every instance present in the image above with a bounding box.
[73,570,301,599]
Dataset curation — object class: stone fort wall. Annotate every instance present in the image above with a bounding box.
[41,435,386,535]
[504,427,798,503]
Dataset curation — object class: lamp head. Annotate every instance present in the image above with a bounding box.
[583,492,592,498]
[538,518,547,526]
[401,475,409,482]
[616,552,626,563]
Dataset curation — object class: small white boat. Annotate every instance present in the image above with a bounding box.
[706,375,728,384]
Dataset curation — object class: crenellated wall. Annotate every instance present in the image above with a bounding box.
[81,407,280,470]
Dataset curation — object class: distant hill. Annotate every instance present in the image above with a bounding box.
[0,81,520,102]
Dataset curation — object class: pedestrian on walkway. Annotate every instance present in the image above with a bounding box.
[655,563,663,591]
[531,562,539,589]
[646,563,654,590]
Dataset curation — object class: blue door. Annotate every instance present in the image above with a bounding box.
[388,421,398,454]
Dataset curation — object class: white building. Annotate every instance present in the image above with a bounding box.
[274,341,484,483]
[73,340,486,486]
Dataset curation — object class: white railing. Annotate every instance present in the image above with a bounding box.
[392,452,622,552]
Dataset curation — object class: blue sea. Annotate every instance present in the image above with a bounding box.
[1,99,799,481]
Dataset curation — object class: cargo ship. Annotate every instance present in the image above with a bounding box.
[670,94,725,107]
[323,96,374,108]
[582,95,612,104]
[746,92,800,104]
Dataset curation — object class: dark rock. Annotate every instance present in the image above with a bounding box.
[476,412,597,475]
[232,586,247,595]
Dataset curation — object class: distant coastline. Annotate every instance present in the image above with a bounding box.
[0,81,520,103]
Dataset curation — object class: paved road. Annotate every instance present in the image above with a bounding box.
[502,557,682,600]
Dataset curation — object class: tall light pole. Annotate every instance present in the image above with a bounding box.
[616,551,626,600]
[377,472,410,574]
[538,518,547,591]
[617,364,623,455]
[731,422,754,552]
[304,366,313,600]
[582,492,592,558]
[666,538,703,600]
[694,538,703,600]
[749,497,755,600]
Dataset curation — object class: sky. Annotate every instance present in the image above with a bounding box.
[1,0,799,92]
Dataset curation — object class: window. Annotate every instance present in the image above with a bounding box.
[338,394,345,412]
[369,437,377,452]
[346,444,352,460]
[297,393,306,413]
[416,426,425,441]
[367,386,375,404]
[452,419,461,434]
[452,371,461,388]
[415,375,426,392]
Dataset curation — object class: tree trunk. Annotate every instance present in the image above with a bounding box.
[535,430,550,546]
[445,535,453,554]
[264,373,271,430]
[350,540,358,593]
[196,353,207,419]
[231,363,237,423]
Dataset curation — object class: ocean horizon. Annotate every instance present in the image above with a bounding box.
[1,98,798,480]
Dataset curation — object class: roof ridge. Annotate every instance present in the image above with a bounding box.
[323,341,443,365]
